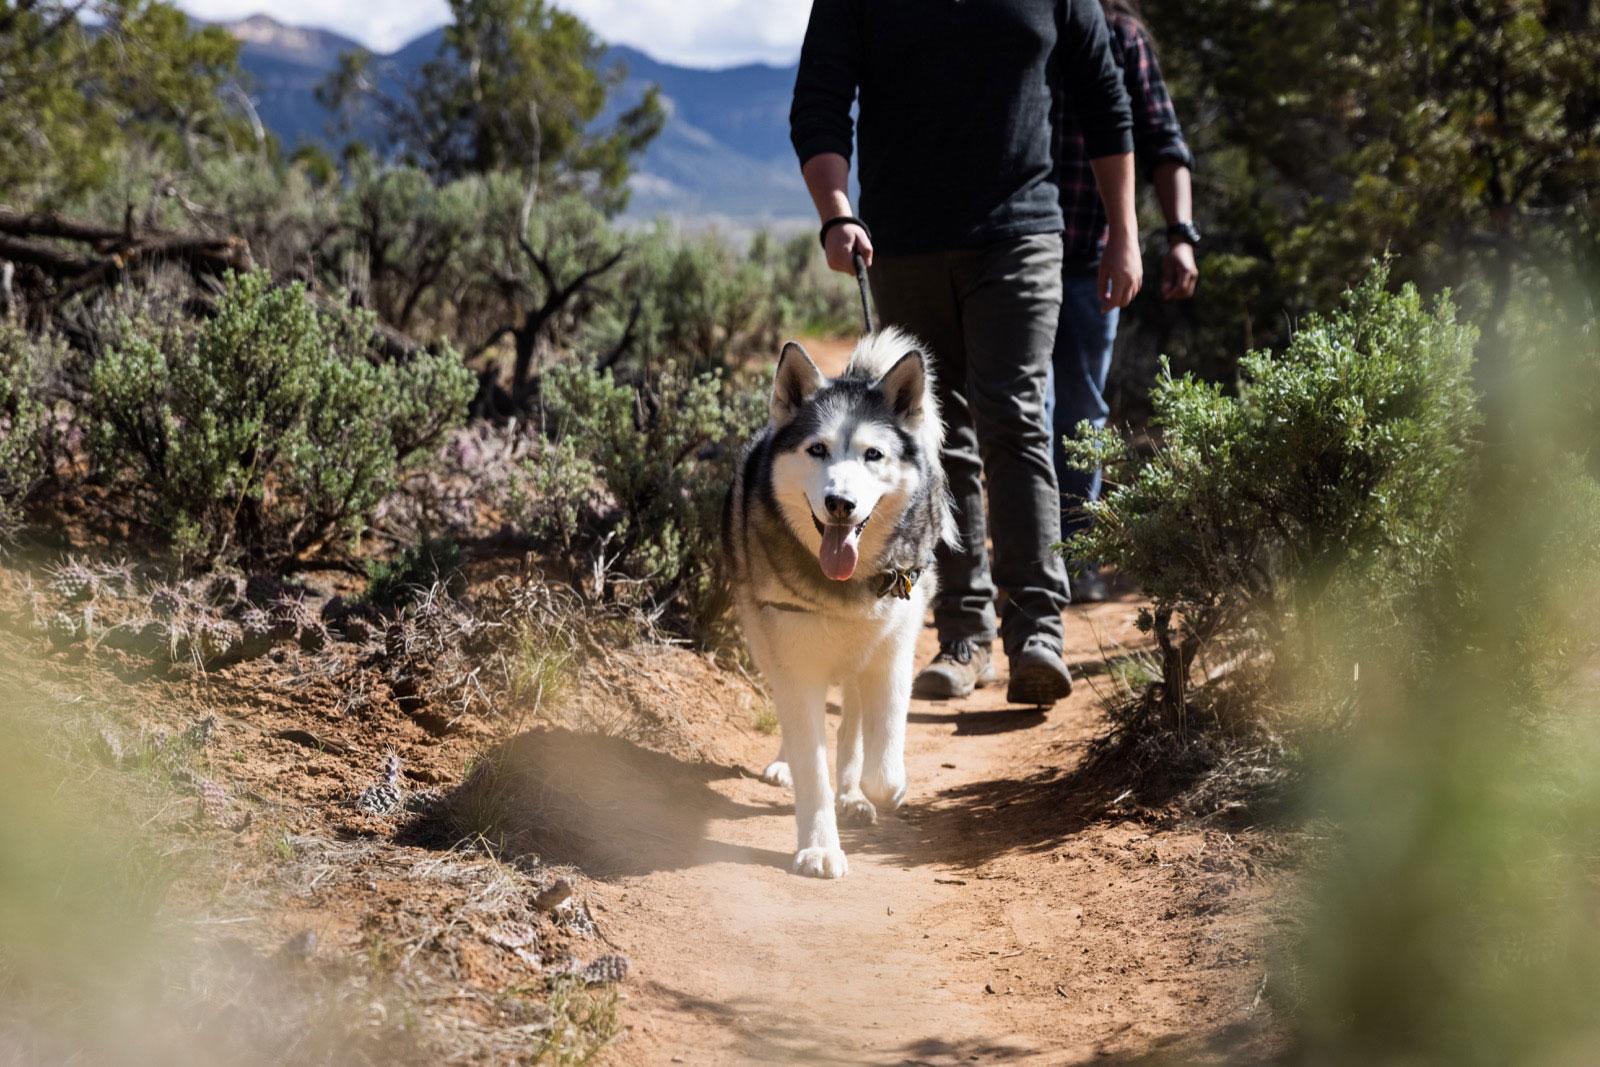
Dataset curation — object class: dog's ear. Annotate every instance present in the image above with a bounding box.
[772,341,825,426]
[876,349,927,425]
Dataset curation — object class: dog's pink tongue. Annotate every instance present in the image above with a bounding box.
[819,525,860,582]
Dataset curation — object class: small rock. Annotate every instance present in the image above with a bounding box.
[273,728,349,755]
[533,879,575,912]
[93,726,125,768]
[277,930,318,962]
[196,779,228,823]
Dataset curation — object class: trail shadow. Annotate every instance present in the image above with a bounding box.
[403,727,791,877]
[908,707,1048,736]
[873,724,1292,870]
[641,980,1035,1064]
[859,720,1234,870]
[1063,1019,1285,1065]
[893,1036,1037,1064]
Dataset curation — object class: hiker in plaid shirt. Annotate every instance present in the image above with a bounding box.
[1052,0,1199,602]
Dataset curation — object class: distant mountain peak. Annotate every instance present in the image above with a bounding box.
[221,13,359,63]
[230,21,808,222]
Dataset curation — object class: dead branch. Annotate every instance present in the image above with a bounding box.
[0,208,426,361]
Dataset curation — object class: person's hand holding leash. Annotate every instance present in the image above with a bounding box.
[823,219,874,275]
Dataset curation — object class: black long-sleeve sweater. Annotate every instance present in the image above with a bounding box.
[790,0,1135,257]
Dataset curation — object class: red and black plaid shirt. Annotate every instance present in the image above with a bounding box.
[1055,15,1194,271]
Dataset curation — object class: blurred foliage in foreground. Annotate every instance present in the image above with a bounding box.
[1285,277,1600,1062]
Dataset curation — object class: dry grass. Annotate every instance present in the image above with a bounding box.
[0,564,637,1066]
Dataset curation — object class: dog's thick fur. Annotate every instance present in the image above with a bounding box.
[722,329,950,878]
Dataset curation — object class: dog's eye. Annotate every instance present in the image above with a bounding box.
[863,447,884,462]
[806,442,828,459]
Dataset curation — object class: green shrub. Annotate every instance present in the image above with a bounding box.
[521,358,764,639]
[364,535,465,611]
[512,437,598,551]
[1068,264,1480,715]
[0,323,55,537]
[86,271,475,565]
[748,230,862,340]
[583,227,773,378]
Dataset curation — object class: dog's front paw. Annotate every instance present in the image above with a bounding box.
[836,791,878,827]
[792,846,849,879]
[760,760,793,789]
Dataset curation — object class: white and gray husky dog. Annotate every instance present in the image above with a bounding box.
[722,328,951,879]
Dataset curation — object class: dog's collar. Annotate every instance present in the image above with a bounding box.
[876,565,922,601]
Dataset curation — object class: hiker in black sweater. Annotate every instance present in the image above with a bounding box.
[790,0,1141,706]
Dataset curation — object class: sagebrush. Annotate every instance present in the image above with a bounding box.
[0,323,55,538]
[520,358,765,640]
[1068,264,1480,716]
[86,271,475,565]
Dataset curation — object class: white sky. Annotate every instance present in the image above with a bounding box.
[175,0,812,67]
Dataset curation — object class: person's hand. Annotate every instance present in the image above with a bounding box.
[1097,231,1143,312]
[824,222,873,274]
[1161,242,1199,301]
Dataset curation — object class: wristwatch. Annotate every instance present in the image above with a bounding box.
[1166,221,1202,248]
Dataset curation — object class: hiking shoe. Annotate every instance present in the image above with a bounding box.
[1070,566,1110,604]
[1006,639,1073,707]
[912,639,996,700]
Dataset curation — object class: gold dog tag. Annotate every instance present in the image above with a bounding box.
[891,570,914,600]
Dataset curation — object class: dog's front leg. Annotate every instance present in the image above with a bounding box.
[774,677,847,879]
[859,631,915,814]
[835,680,876,827]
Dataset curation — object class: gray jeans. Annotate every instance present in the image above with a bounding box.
[869,233,1070,656]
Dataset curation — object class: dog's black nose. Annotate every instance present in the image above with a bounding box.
[824,494,856,520]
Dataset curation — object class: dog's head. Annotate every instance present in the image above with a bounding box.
[766,337,933,582]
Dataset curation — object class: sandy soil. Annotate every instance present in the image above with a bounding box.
[2,572,1285,1066]
[575,601,1284,1065]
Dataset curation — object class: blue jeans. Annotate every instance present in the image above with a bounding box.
[1045,272,1121,542]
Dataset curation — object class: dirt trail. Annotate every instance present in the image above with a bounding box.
[592,601,1280,1065]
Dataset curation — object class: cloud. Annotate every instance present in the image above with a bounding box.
[175,0,810,66]
[178,0,451,53]
[559,0,810,67]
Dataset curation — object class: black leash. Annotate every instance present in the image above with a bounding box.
[853,253,876,335]
[820,215,877,335]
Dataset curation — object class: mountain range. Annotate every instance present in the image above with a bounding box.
[222,15,809,225]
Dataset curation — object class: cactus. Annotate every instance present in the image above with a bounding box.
[46,612,83,648]
[355,753,405,815]
[150,586,182,618]
[48,560,98,603]
[577,954,630,985]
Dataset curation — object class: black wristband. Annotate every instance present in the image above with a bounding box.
[819,215,870,250]
[1166,221,1202,247]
